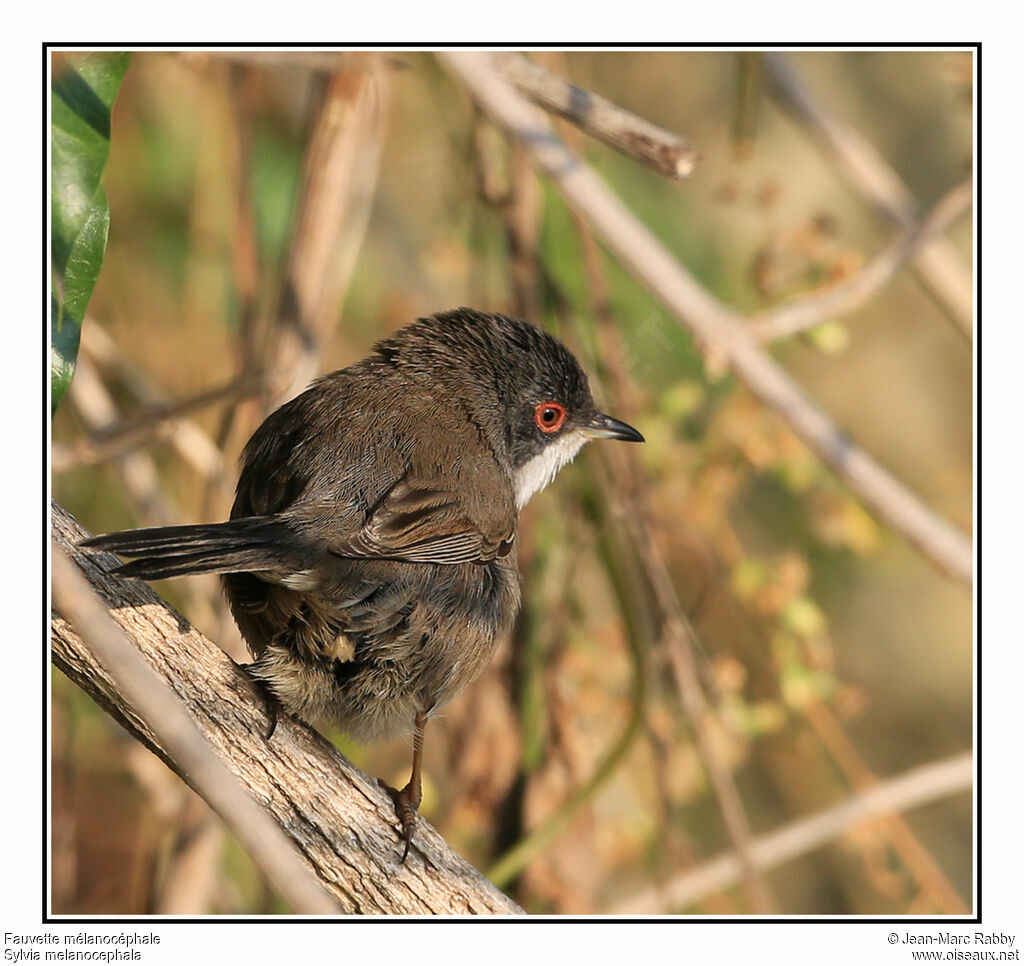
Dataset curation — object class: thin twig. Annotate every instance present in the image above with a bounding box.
[763,52,973,340]
[63,344,234,645]
[78,323,231,487]
[607,751,972,915]
[492,53,698,180]
[439,51,972,588]
[485,517,647,889]
[65,355,177,527]
[506,145,544,321]
[562,178,773,910]
[598,452,777,914]
[51,542,340,915]
[52,374,255,473]
[803,700,969,913]
[750,177,973,342]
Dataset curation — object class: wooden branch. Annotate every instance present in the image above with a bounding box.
[186,50,699,180]
[492,52,698,180]
[763,52,973,340]
[607,751,972,914]
[50,501,523,916]
[750,177,973,342]
[439,51,972,588]
[52,542,339,915]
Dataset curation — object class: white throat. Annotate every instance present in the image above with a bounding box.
[513,432,588,509]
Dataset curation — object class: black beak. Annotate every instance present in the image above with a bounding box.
[585,412,645,443]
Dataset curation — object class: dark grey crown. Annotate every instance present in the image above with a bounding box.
[374,308,598,469]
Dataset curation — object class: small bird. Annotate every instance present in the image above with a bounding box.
[83,308,643,859]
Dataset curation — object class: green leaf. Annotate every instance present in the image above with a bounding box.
[51,52,130,414]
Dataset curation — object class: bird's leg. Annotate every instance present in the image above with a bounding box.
[389,711,428,863]
[240,662,282,741]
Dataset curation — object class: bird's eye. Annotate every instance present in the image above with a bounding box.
[534,401,567,433]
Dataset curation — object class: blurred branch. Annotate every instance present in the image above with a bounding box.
[560,178,775,910]
[51,501,524,916]
[506,146,544,321]
[485,543,646,890]
[762,52,973,340]
[607,751,972,914]
[803,700,969,913]
[52,372,255,473]
[225,61,261,373]
[267,58,389,409]
[154,802,224,914]
[62,332,235,641]
[76,322,231,486]
[52,535,338,915]
[730,52,763,158]
[185,50,355,73]
[200,60,268,526]
[193,50,700,180]
[492,53,698,180]
[750,177,973,342]
[64,354,178,526]
[440,51,972,588]
[593,447,777,913]
[124,745,225,915]
[478,141,646,888]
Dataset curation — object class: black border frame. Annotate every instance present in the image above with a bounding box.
[44,41,980,926]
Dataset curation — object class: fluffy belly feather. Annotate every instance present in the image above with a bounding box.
[244,554,520,742]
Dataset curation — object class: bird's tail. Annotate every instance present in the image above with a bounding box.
[80,517,298,580]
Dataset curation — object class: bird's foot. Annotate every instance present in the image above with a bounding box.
[384,779,422,863]
[240,663,282,741]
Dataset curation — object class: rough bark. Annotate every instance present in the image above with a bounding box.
[50,500,523,916]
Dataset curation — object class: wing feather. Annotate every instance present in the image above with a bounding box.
[327,477,513,565]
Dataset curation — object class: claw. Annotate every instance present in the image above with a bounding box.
[241,663,282,740]
[387,781,422,863]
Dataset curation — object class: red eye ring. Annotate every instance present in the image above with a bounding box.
[534,401,567,433]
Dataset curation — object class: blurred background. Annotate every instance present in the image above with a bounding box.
[50,48,973,916]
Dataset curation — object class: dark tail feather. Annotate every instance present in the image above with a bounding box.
[81,517,297,580]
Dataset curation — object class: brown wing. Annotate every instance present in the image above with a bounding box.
[231,394,316,519]
[327,476,514,565]
[231,366,516,566]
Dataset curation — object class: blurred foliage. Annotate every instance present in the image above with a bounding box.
[50,52,130,414]
[51,49,973,915]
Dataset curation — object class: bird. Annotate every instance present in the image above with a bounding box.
[82,307,644,859]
